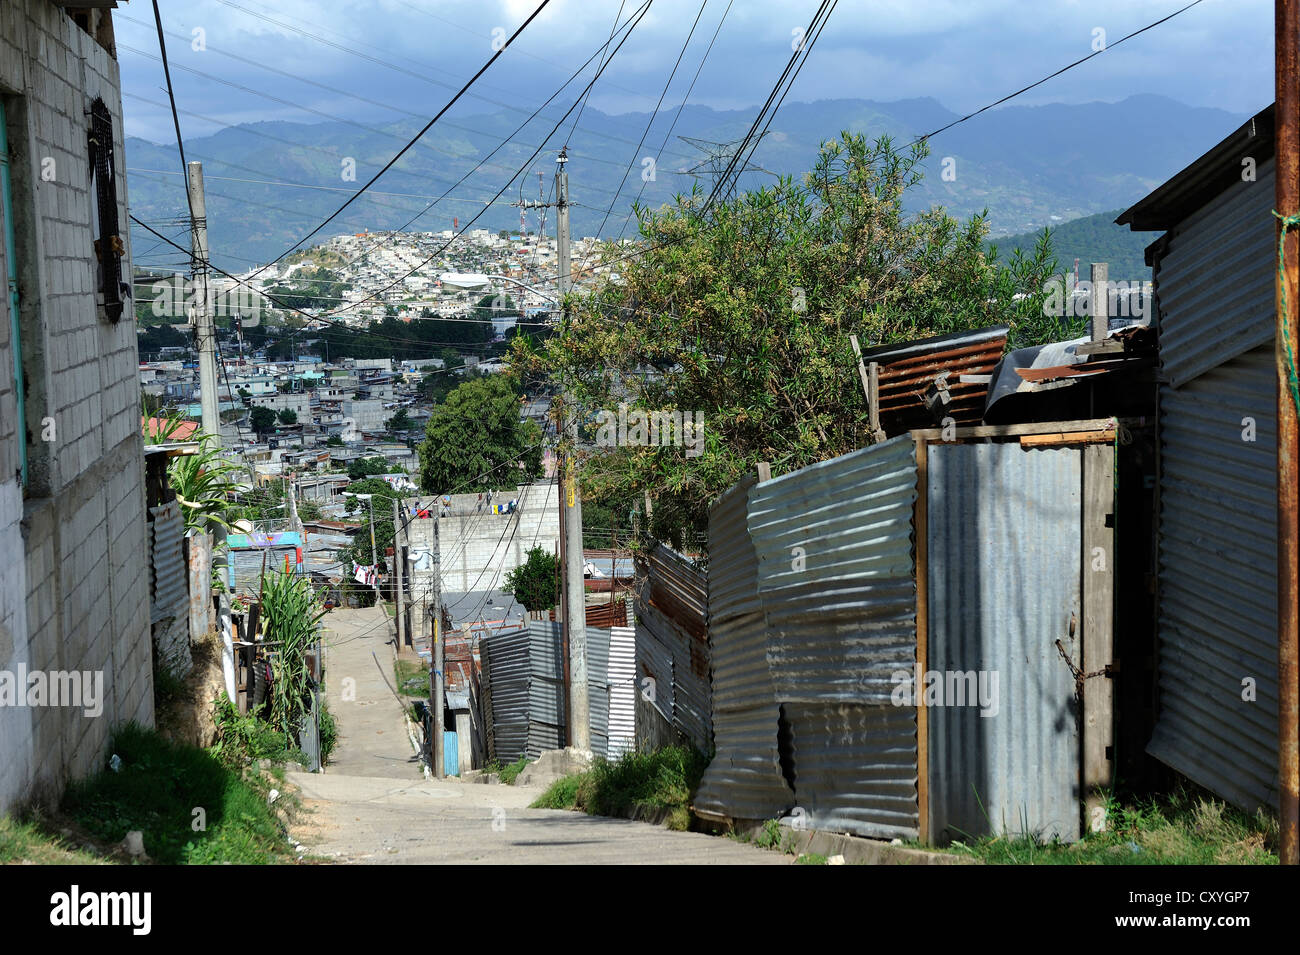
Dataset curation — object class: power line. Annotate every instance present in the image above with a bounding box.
[578,0,711,276]
[246,1,553,275]
[906,0,1209,148]
[616,0,735,241]
[208,0,695,164]
[263,0,656,324]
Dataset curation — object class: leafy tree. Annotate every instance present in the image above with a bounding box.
[250,406,277,436]
[511,132,1061,546]
[503,546,560,611]
[326,434,344,447]
[277,408,298,425]
[385,408,412,433]
[296,499,323,523]
[347,456,391,481]
[418,374,543,494]
[341,479,399,570]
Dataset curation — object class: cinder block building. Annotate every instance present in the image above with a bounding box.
[0,1,152,812]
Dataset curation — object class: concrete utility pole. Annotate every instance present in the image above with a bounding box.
[555,149,591,752]
[393,498,406,648]
[432,614,445,778]
[188,161,220,444]
[1275,0,1299,867]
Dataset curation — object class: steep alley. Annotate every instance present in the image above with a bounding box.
[287,608,785,865]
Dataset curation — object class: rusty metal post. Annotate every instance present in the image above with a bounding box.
[1276,0,1300,867]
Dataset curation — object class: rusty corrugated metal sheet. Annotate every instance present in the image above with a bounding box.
[633,542,711,751]
[643,543,706,639]
[858,325,1007,433]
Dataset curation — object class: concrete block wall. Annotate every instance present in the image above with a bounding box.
[0,2,152,813]
[439,483,559,592]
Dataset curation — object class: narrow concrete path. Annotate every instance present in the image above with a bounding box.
[289,607,786,865]
[317,606,421,780]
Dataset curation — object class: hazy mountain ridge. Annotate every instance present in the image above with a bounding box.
[125,94,1250,272]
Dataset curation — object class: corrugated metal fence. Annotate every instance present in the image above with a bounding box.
[480,621,632,762]
[694,428,1104,844]
[633,543,712,751]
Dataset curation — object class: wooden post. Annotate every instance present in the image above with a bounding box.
[1082,442,1116,833]
[756,461,771,483]
[849,334,886,442]
[914,435,930,844]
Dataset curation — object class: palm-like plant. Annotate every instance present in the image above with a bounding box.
[143,405,246,533]
[260,569,327,738]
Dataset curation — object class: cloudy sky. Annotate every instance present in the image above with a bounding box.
[118,0,1272,144]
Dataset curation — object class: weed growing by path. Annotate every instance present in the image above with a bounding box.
[59,723,294,864]
[941,789,1276,865]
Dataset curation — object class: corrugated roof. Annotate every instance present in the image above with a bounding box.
[857,326,1008,433]
[1117,103,1274,232]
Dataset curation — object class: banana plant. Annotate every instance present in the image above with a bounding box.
[142,404,246,533]
[260,568,328,738]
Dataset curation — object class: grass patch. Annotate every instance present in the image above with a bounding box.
[941,789,1277,865]
[394,657,430,698]
[796,852,828,865]
[55,723,294,865]
[527,746,707,831]
[498,756,530,786]
[531,773,584,809]
[0,817,108,865]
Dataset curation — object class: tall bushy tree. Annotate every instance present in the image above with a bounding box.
[511,132,1062,546]
[417,374,543,494]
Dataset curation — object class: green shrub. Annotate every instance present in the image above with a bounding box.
[577,746,707,827]
[318,703,338,765]
[60,723,291,864]
[498,756,530,785]
[530,774,584,809]
[211,696,305,769]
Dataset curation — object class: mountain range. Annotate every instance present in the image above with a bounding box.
[124,93,1251,273]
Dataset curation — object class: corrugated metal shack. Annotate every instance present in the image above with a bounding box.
[1118,103,1281,813]
[694,419,1120,844]
[479,621,634,761]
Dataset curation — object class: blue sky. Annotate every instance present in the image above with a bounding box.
[119,0,1272,143]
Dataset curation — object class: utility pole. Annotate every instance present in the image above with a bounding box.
[188,161,220,444]
[514,151,590,751]
[189,159,234,699]
[1275,0,1299,867]
[393,498,406,648]
[555,149,590,752]
[432,614,445,778]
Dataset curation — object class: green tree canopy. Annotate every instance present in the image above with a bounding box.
[511,132,1065,547]
[418,374,543,494]
[250,406,276,436]
[277,408,298,425]
[503,546,560,612]
[347,456,392,481]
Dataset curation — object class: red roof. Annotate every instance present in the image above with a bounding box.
[142,416,199,440]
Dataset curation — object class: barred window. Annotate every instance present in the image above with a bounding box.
[87,97,124,322]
